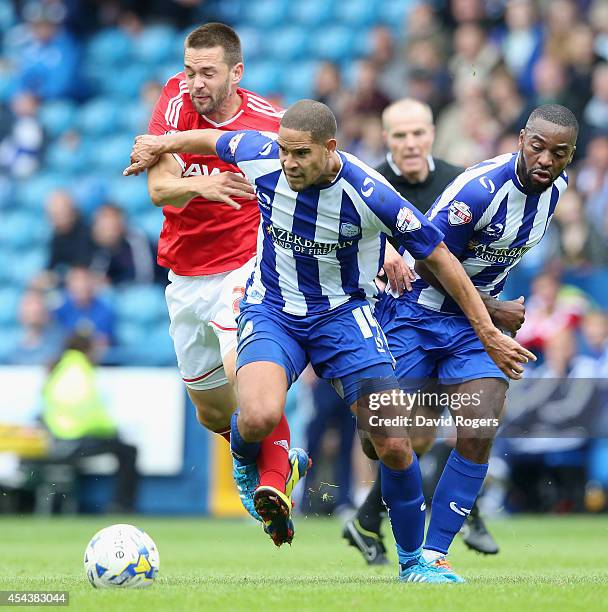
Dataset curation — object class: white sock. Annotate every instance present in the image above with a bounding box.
[422,548,443,563]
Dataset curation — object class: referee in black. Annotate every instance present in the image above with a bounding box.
[343,98,499,564]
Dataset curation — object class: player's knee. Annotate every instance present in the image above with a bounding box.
[372,436,413,470]
[194,404,231,432]
[238,406,282,442]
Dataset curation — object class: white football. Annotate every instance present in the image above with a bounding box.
[84,524,160,588]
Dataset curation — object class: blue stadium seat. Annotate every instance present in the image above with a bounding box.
[39,100,78,138]
[0,211,48,250]
[378,0,413,29]
[265,27,310,62]
[12,250,47,287]
[96,134,136,173]
[77,98,121,137]
[241,61,282,97]
[115,285,167,326]
[289,0,335,25]
[0,326,20,364]
[137,209,164,242]
[115,320,148,349]
[44,140,86,174]
[241,0,290,28]
[281,61,318,101]
[69,172,109,217]
[15,173,68,211]
[309,26,356,62]
[234,26,264,63]
[107,175,151,214]
[0,287,21,327]
[132,25,177,65]
[336,0,379,27]
[98,64,155,100]
[86,28,133,68]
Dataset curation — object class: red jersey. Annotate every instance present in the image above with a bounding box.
[148,73,282,276]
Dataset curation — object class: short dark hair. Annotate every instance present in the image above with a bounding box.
[526,104,579,136]
[185,22,243,67]
[280,99,337,143]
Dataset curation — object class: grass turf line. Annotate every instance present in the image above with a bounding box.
[0,515,606,611]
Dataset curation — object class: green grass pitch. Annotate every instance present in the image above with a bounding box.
[1,515,607,611]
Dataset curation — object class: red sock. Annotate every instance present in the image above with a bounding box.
[213,428,231,444]
[257,414,291,492]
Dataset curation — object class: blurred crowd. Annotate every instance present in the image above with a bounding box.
[1,0,608,512]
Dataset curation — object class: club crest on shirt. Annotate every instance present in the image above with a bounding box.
[228,133,245,156]
[448,201,472,226]
[340,222,361,238]
[396,206,422,233]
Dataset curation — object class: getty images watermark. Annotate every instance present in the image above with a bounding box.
[366,388,497,430]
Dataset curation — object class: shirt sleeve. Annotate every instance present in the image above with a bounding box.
[215,130,274,166]
[364,181,444,260]
[426,180,488,257]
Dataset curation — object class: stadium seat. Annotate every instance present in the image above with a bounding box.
[38,100,78,139]
[95,134,137,174]
[265,27,309,62]
[378,0,413,30]
[77,98,121,137]
[0,287,21,327]
[85,28,133,68]
[44,140,86,174]
[14,173,68,212]
[280,61,318,102]
[107,175,151,214]
[137,209,164,242]
[132,25,177,66]
[114,285,167,326]
[309,26,356,63]
[241,61,282,96]
[336,0,379,27]
[234,26,264,63]
[0,211,48,250]
[289,0,335,26]
[97,64,155,100]
[11,249,47,287]
[0,326,20,363]
[69,172,109,217]
[241,0,290,28]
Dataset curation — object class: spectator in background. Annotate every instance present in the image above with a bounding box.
[53,266,115,354]
[343,59,390,118]
[530,55,573,109]
[517,273,589,355]
[591,0,608,62]
[0,91,43,179]
[349,116,385,168]
[486,69,530,134]
[90,203,159,286]
[312,61,348,118]
[15,1,81,100]
[583,63,608,133]
[42,190,93,285]
[494,0,543,96]
[577,135,608,236]
[8,289,64,366]
[552,190,608,267]
[565,24,597,117]
[41,332,139,512]
[449,22,500,92]
[544,0,580,64]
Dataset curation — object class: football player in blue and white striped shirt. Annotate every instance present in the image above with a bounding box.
[375,104,578,581]
[125,100,534,584]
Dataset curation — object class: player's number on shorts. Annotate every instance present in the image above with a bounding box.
[352,305,386,353]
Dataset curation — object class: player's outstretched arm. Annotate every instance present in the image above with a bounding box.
[422,242,536,379]
[124,129,227,176]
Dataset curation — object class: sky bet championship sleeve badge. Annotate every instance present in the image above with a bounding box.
[448,201,473,226]
[396,206,422,232]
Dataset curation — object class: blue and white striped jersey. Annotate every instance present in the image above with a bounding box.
[411,152,568,314]
[216,130,444,316]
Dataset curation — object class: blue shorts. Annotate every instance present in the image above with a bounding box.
[236,300,396,405]
[380,295,507,387]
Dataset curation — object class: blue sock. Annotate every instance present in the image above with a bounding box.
[380,454,426,563]
[230,411,260,464]
[424,449,488,554]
